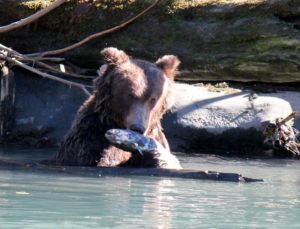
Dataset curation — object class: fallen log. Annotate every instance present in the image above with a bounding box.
[0,159,263,183]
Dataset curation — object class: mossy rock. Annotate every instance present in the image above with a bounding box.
[0,0,299,82]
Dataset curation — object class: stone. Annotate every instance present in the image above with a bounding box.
[162,83,300,155]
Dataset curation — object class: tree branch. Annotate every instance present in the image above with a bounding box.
[27,0,160,57]
[0,0,67,33]
[35,61,96,80]
[6,57,92,97]
[0,43,94,80]
[0,44,24,59]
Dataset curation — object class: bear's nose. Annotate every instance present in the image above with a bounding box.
[129,124,145,134]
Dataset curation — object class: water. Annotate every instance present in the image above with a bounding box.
[0,148,299,228]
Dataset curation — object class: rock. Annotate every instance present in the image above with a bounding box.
[162,83,300,155]
[10,69,86,146]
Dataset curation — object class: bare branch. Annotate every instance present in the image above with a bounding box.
[0,44,24,59]
[36,61,96,80]
[0,0,67,33]
[7,57,92,97]
[1,43,95,83]
[30,57,65,62]
[27,0,160,57]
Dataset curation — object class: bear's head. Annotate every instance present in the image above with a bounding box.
[94,47,180,135]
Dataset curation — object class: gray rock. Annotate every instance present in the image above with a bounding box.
[12,69,87,146]
[162,83,300,155]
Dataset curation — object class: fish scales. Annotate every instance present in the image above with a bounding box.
[105,129,158,155]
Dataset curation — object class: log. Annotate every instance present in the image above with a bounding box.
[0,65,15,140]
[0,159,263,183]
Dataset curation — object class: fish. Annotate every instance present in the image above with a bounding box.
[105,129,158,155]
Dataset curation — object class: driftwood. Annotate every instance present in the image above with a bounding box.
[36,61,95,80]
[0,43,96,81]
[0,0,67,33]
[0,45,93,96]
[0,159,263,183]
[278,112,300,125]
[6,57,92,96]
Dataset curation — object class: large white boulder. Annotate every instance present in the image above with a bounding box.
[162,83,300,152]
[172,83,299,132]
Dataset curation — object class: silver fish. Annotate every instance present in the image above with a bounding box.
[105,129,158,155]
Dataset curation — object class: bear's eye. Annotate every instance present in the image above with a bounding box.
[149,98,157,108]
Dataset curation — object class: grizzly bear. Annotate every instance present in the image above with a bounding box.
[55,47,181,169]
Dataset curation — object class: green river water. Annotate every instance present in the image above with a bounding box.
[0,148,299,228]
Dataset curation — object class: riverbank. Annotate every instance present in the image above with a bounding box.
[2,69,299,158]
[0,0,299,156]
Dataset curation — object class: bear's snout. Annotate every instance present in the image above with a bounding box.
[125,103,150,135]
[129,124,145,134]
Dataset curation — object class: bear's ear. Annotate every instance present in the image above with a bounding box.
[156,55,180,79]
[101,47,129,65]
[96,64,108,77]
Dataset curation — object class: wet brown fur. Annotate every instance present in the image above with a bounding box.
[55,48,180,167]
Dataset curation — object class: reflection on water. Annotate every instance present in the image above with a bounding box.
[0,148,299,228]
